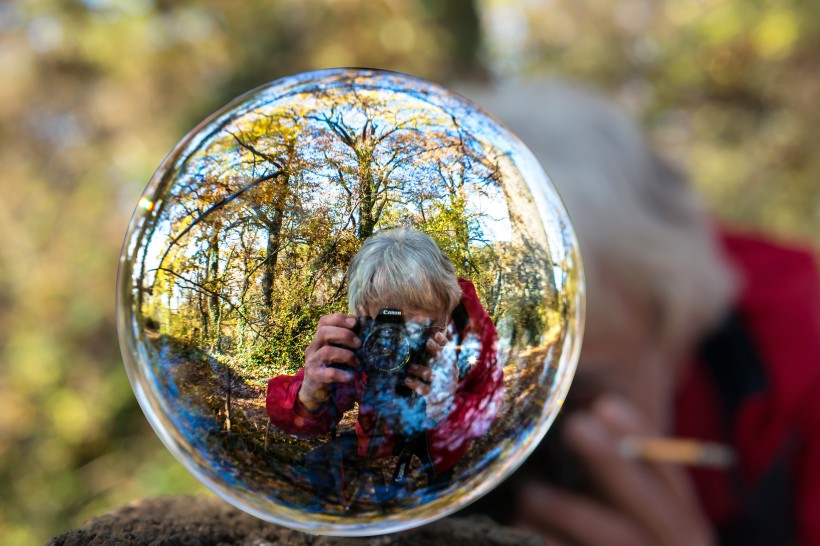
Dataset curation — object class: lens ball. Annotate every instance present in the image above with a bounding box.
[117,68,584,536]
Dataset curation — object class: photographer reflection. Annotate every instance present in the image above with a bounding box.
[266,228,503,503]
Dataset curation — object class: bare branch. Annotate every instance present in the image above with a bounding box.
[230,132,284,170]
[150,170,283,294]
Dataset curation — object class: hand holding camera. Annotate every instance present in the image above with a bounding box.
[299,313,362,414]
[298,309,452,420]
[404,326,457,426]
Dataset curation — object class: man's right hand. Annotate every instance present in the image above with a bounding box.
[298,313,361,413]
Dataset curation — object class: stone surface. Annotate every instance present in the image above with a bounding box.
[48,496,544,546]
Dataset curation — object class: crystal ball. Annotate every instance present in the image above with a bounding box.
[117,68,583,535]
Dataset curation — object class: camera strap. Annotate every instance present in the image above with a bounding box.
[452,301,469,335]
[391,435,420,485]
[328,384,339,440]
[391,431,439,486]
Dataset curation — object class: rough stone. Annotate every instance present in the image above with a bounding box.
[48,496,544,546]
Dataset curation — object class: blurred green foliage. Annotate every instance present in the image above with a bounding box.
[0,0,817,543]
[479,0,820,244]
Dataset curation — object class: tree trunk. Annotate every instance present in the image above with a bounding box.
[207,228,220,342]
[357,150,378,241]
[224,365,232,433]
[261,205,285,313]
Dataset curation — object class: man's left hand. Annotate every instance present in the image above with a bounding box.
[404,332,458,424]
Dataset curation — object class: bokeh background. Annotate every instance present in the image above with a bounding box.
[1,0,818,543]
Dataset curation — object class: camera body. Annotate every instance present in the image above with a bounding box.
[354,308,429,377]
[352,308,431,433]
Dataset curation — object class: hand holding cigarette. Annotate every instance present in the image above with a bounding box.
[514,395,717,546]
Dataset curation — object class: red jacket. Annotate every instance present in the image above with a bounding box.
[266,278,504,475]
[675,231,820,544]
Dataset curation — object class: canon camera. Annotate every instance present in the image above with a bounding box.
[353,308,430,377]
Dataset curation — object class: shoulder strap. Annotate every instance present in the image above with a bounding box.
[452,301,469,333]
[699,312,767,417]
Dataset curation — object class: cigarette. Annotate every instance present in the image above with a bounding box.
[617,436,736,468]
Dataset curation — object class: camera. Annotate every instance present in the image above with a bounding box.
[353,308,429,376]
[352,309,431,433]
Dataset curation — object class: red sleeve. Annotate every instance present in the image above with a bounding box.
[425,279,505,474]
[797,396,820,546]
[265,368,358,436]
[721,233,820,545]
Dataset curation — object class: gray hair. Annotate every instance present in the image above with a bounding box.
[347,228,462,317]
[468,80,736,346]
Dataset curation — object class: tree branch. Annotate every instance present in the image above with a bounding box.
[150,170,283,294]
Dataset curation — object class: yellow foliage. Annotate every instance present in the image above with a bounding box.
[753,8,799,60]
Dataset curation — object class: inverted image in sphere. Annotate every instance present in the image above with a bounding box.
[117,68,584,536]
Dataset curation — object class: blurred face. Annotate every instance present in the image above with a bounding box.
[578,273,657,387]
[577,272,683,429]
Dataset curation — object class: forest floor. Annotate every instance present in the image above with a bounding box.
[143,328,565,513]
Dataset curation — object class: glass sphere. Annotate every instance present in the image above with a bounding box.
[117,68,584,536]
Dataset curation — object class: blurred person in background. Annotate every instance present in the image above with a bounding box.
[463,81,820,546]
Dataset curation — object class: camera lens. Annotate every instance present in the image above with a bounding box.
[363,324,411,373]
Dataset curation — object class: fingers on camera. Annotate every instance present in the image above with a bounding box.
[320,365,355,384]
[318,313,357,328]
[315,345,358,371]
[317,324,360,349]
[405,376,432,396]
[408,363,433,383]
